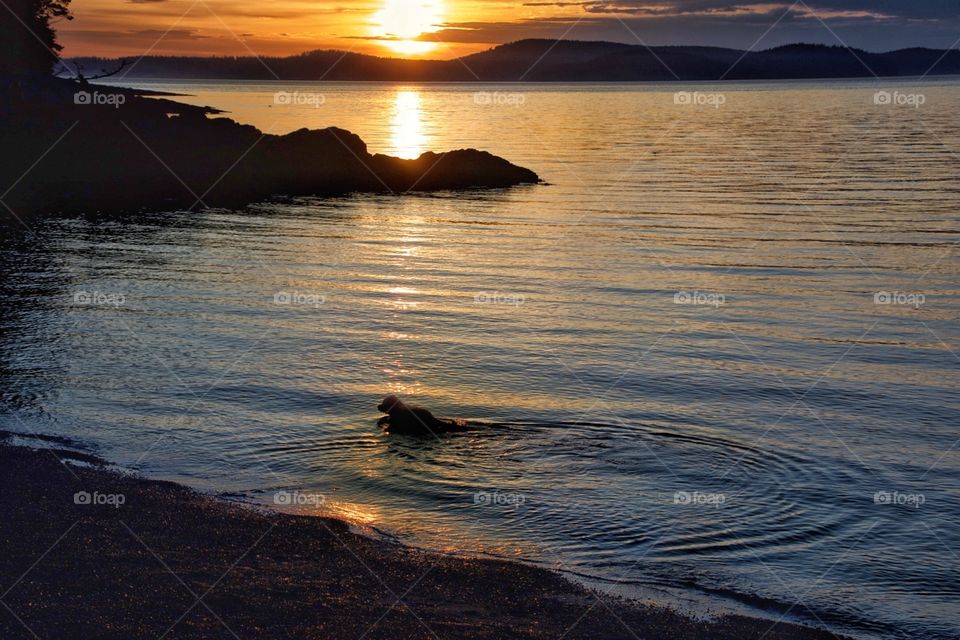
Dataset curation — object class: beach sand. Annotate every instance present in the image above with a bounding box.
[0,441,846,639]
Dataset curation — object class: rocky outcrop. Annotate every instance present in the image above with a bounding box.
[0,78,539,220]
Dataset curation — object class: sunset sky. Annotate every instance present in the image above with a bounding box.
[59,0,960,60]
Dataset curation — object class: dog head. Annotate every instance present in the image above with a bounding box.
[378,394,406,414]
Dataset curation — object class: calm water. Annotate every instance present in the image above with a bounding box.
[3,80,959,639]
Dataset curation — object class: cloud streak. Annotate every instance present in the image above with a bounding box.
[522,0,960,21]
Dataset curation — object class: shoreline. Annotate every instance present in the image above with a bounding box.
[0,434,848,639]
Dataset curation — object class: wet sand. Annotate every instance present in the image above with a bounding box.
[0,440,846,639]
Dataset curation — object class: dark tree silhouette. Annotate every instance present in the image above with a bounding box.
[1,0,72,76]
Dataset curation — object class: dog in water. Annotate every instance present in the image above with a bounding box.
[377,395,468,435]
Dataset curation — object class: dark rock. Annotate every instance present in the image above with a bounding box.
[0,77,540,222]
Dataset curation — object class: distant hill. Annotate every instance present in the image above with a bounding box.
[61,40,960,82]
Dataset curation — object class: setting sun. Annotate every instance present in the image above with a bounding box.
[372,0,443,55]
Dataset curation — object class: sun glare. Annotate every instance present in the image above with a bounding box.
[372,0,443,56]
[390,90,425,159]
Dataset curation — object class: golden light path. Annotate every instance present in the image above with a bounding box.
[372,0,444,55]
[390,89,425,159]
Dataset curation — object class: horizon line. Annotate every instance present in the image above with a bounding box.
[61,38,960,63]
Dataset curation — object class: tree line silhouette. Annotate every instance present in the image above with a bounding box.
[1,0,72,76]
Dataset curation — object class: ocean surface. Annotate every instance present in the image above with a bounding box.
[2,79,959,639]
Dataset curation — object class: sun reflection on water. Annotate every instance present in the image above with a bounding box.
[390,90,425,159]
[324,501,380,526]
[388,286,419,295]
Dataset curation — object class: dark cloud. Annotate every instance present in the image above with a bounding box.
[132,28,209,38]
[422,20,586,44]
[522,0,960,21]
